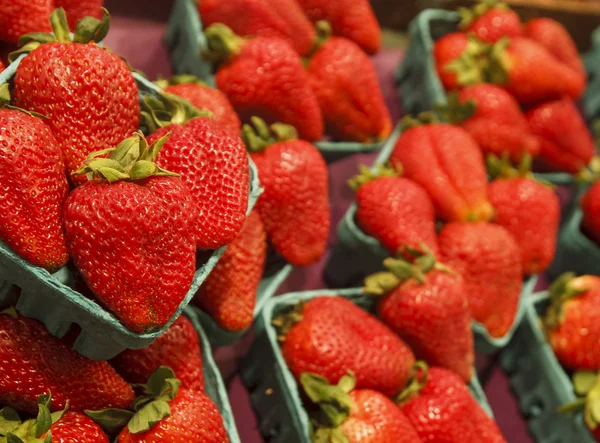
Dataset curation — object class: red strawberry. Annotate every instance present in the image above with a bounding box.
[439,222,523,338]
[306,24,392,142]
[349,164,439,257]
[582,182,600,245]
[459,2,522,43]
[543,274,600,371]
[526,99,595,174]
[0,106,69,272]
[199,0,315,57]
[205,24,323,141]
[0,0,52,44]
[12,9,140,185]
[63,133,198,333]
[390,121,493,223]
[46,411,109,443]
[194,209,266,331]
[0,310,134,415]
[0,59,4,72]
[400,365,507,443]
[245,118,329,266]
[433,32,485,91]
[277,296,416,397]
[110,315,205,392]
[295,0,381,54]
[54,0,103,31]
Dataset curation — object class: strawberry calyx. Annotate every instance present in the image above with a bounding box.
[458,0,510,29]
[401,112,440,130]
[272,300,305,342]
[443,36,489,88]
[559,371,600,433]
[487,153,554,188]
[203,24,245,63]
[396,361,429,405]
[434,92,476,125]
[544,272,588,329]
[140,89,214,133]
[307,21,333,59]
[153,74,208,90]
[347,163,400,190]
[486,37,512,86]
[0,84,48,119]
[576,157,600,184]
[242,116,299,153]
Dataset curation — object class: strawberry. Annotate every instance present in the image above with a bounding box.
[12,9,140,185]
[349,164,439,257]
[0,0,52,44]
[300,372,422,443]
[193,209,266,332]
[244,118,329,266]
[276,296,416,397]
[0,103,69,272]
[306,22,392,142]
[526,99,595,174]
[0,59,4,72]
[205,24,323,142]
[543,273,600,371]
[295,0,381,54]
[487,156,560,275]
[0,309,134,415]
[433,32,486,91]
[458,1,522,43]
[46,412,109,443]
[399,364,507,443]
[55,0,103,31]
[110,315,205,392]
[582,182,600,246]
[155,75,241,136]
[439,222,523,338]
[63,133,198,333]
[390,119,493,222]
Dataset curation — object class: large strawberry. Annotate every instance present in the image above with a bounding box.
[0,101,69,272]
[63,133,198,333]
[205,24,323,141]
[276,296,416,397]
[245,118,329,266]
[390,119,493,222]
[12,8,139,185]
[582,182,600,246]
[433,32,486,91]
[110,315,205,392]
[0,309,134,415]
[193,209,266,332]
[0,0,52,44]
[439,222,523,338]
[55,0,103,31]
[458,0,522,43]
[306,22,392,142]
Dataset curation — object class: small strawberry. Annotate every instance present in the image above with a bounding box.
[349,164,439,257]
[54,0,103,31]
[390,118,493,223]
[204,24,323,141]
[439,222,523,338]
[46,411,109,443]
[193,209,266,332]
[244,118,329,266]
[276,296,416,397]
[64,133,198,333]
[0,0,52,44]
[110,315,205,392]
[433,32,486,91]
[306,22,392,142]
[458,0,522,43]
[582,182,600,246]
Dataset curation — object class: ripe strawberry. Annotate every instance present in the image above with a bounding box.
[0,0,52,44]
[156,75,241,136]
[300,372,422,443]
[582,182,600,245]
[199,0,315,57]
[399,365,507,443]
[46,411,109,443]
[439,222,523,338]
[526,99,595,174]
[63,133,199,333]
[458,1,522,43]
[277,296,416,397]
[349,164,439,257]
[0,310,134,415]
[543,273,600,371]
[306,23,392,142]
[205,24,323,141]
[12,9,139,185]
[55,0,103,31]
[0,59,4,72]
[0,106,69,272]
[110,315,205,392]
[245,118,329,266]
[295,0,381,54]
[433,32,486,91]
[390,120,493,222]
[194,210,266,331]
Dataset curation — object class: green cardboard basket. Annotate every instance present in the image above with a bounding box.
[583,27,600,123]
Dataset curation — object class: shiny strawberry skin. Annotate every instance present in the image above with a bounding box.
[582,182,600,246]
[54,0,103,31]
[110,316,205,392]
[215,37,323,141]
[164,83,241,136]
[307,37,392,142]
[147,117,249,250]
[488,177,559,275]
[401,367,507,443]
[465,8,522,43]
[63,177,198,333]
[44,411,109,443]
[194,210,266,331]
[251,140,329,266]
[439,222,523,338]
[0,313,134,415]
[282,297,416,397]
[355,176,439,257]
[0,109,69,272]
[117,388,229,443]
[0,0,52,44]
[13,43,140,184]
[434,33,471,91]
[390,123,493,222]
[378,271,474,382]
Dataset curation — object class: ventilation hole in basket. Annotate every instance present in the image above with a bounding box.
[525,398,545,418]
[196,249,214,269]
[0,285,21,311]
[61,323,82,348]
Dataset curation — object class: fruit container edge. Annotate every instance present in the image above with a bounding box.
[240,288,494,443]
[583,26,600,123]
